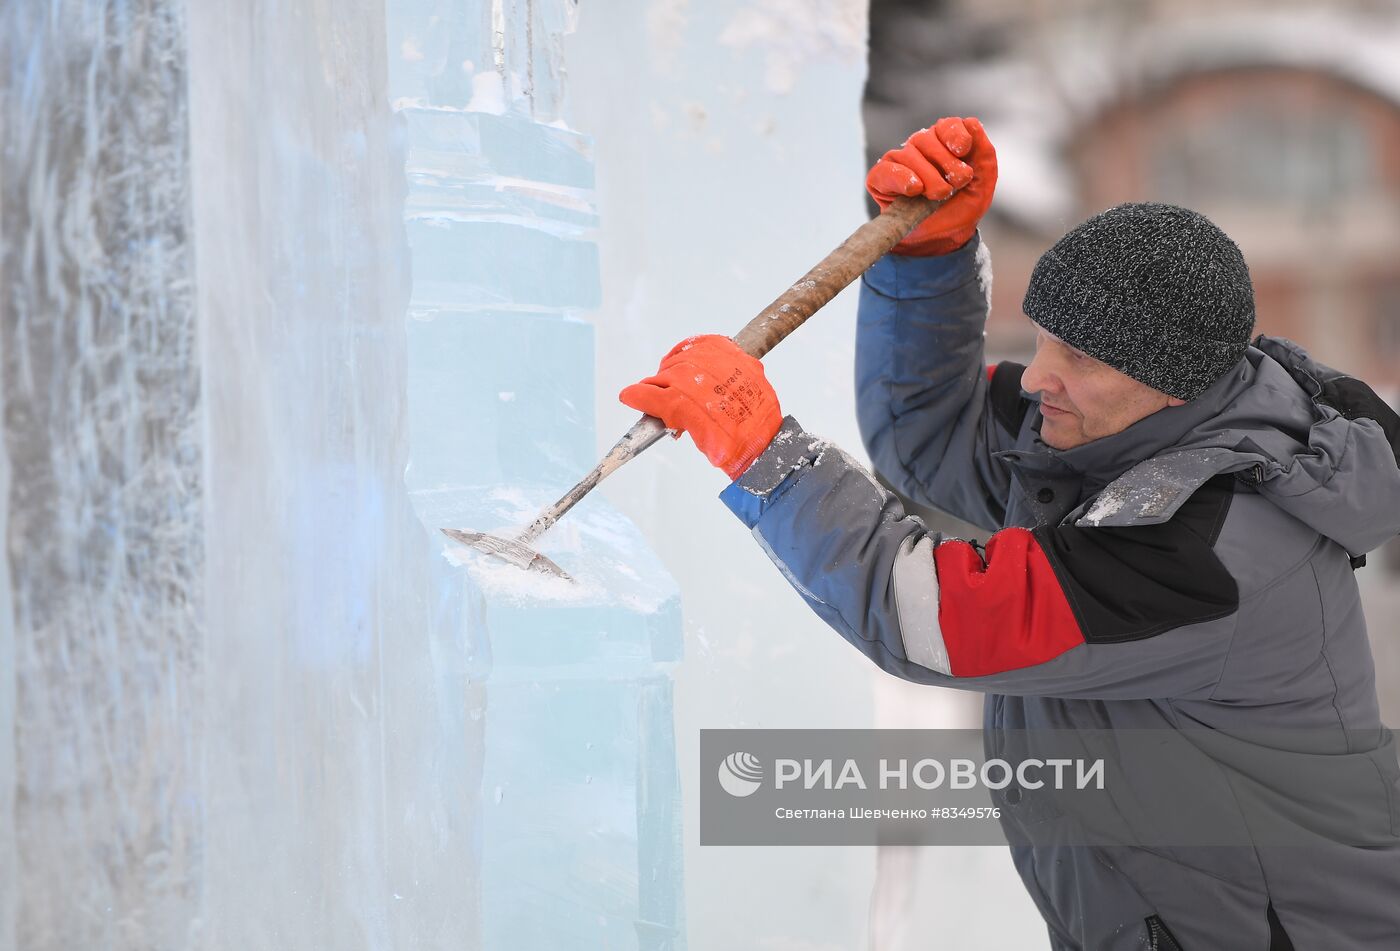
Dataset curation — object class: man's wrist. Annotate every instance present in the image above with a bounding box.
[864,231,985,301]
[720,417,827,528]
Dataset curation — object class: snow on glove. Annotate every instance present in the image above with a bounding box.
[866,116,998,256]
[618,334,782,480]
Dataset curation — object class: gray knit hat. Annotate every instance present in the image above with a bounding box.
[1022,202,1255,401]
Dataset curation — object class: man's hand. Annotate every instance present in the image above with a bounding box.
[619,335,782,480]
[866,116,998,256]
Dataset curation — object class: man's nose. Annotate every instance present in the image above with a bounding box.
[1020,349,1058,396]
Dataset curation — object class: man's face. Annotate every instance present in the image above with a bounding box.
[1020,328,1185,450]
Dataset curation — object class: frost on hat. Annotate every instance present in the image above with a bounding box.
[1022,202,1255,401]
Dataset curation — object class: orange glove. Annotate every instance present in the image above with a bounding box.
[619,335,782,480]
[866,116,998,256]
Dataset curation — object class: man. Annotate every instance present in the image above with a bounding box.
[620,117,1400,949]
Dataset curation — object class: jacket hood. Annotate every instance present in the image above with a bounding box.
[1067,336,1400,556]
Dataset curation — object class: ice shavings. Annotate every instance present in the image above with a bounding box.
[443,541,599,604]
[973,239,994,313]
[1078,457,1196,527]
[1080,481,1129,527]
[769,425,827,464]
[739,426,846,497]
[431,485,675,613]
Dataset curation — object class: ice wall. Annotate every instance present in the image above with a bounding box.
[185,2,487,946]
[387,1,684,946]
[2,0,683,949]
[1,3,202,946]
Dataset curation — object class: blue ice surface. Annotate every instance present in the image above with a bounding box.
[406,310,598,489]
[390,1,686,946]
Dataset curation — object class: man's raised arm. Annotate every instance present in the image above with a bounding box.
[856,116,1025,532]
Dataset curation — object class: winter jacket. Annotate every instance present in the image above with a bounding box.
[719,235,1400,950]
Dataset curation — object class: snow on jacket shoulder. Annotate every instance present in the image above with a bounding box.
[718,234,1400,950]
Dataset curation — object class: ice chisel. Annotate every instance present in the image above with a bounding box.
[442,193,947,580]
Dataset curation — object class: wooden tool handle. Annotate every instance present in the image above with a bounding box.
[510,195,944,546]
[730,194,942,358]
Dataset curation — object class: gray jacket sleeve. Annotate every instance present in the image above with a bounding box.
[720,419,1240,701]
[855,235,1025,532]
